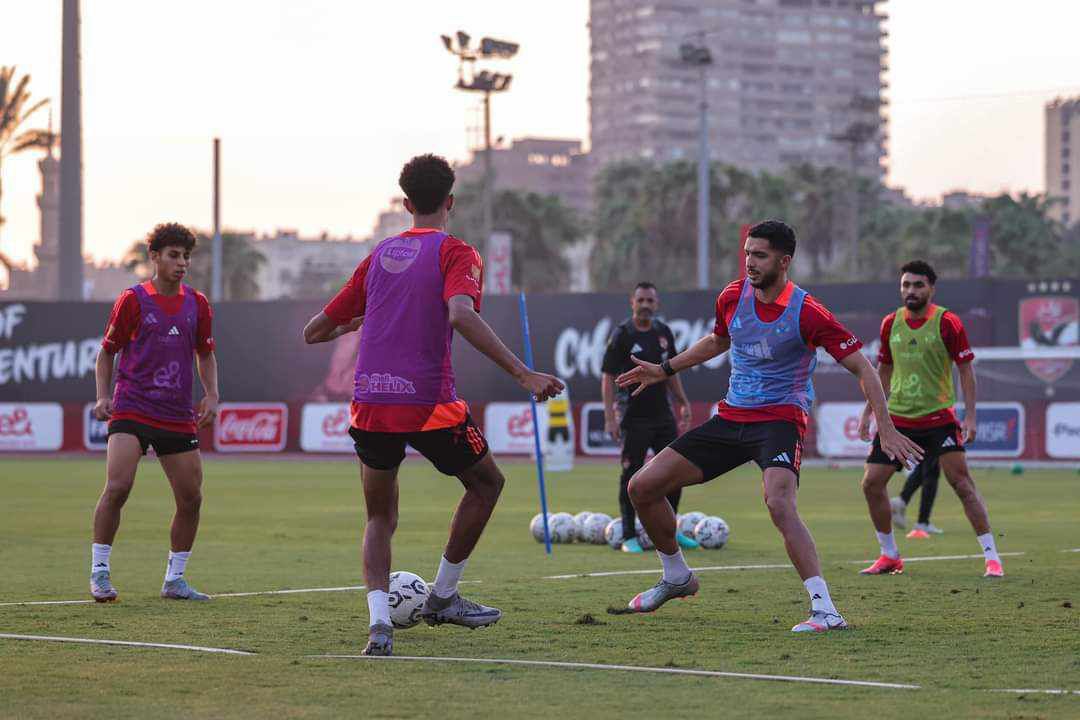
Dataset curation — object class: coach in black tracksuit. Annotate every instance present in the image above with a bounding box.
[601,282,697,552]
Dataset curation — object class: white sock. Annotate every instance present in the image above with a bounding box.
[658,548,691,585]
[804,576,837,614]
[876,531,900,559]
[367,589,391,628]
[977,532,1000,562]
[91,543,111,573]
[164,551,190,582]
[432,555,468,598]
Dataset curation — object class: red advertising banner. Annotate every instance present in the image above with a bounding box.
[214,402,289,452]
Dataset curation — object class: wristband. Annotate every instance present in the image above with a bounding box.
[660,359,676,377]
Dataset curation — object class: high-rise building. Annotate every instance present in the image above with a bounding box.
[589,0,887,178]
[1046,97,1080,226]
[455,137,592,215]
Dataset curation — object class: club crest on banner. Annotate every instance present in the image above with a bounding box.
[1018,295,1078,384]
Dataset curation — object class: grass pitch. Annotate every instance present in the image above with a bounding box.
[1,456,1078,719]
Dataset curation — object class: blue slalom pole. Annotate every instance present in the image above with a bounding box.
[519,291,553,555]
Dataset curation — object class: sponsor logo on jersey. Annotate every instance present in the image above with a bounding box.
[355,373,416,395]
[630,343,644,354]
[168,325,180,336]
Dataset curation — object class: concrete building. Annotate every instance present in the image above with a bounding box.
[1046,97,1080,226]
[454,138,591,215]
[251,230,371,300]
[589,0,887,178]
[371,197,411,242]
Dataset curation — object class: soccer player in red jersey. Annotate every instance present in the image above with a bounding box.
[303,154,563,655]
[90,223,219,603]
[857,260,1003,578]
[616,220,922,632]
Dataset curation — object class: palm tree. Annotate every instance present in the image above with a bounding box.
[0,67,51,246]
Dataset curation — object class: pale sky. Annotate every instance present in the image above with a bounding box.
[0,0,1078,267]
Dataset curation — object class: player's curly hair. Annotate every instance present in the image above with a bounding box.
[398,154,455,215]
[748,219,796,256]
[146,223,197,253]
[901,259,937,285]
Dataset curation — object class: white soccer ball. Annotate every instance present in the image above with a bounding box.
[634,518,654,550]
[529,513,552,542]
[572,511,593,541]
[694,516,730,549]
[549,512,576,543]
[604,519,625,549]
[582,513,612,544]
[678,511,706,537]
[388,571,430,629]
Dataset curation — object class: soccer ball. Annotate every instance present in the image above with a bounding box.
[549,512,576,543]
[572,511,593,540]
[604,519,625,549]
[634,518,654,550]
[582,513,611,544]
[678,511,706,537]
[388,571,429,629]
[693,516,730,549]
[529,513,552,542]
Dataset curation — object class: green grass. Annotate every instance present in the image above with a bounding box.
[1,457,1078,719]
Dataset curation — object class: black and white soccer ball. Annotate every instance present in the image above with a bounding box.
[572,511,594,540]
[530,513,552,542]
[677,511,706,537]
[388,571,430,629]
[549,512,576,543]
[582,513,612,544]
[603,518,625,549]
[693,516,730,549]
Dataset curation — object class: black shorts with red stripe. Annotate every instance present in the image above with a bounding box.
[348,414,489,476]
[669,417,803,482]
[866,422,964,470]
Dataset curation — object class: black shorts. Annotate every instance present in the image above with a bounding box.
[621,417,679,474]
[107,419,199,457]
[348,414,489,476]
[867,422,964,470]
[669,416,803,482]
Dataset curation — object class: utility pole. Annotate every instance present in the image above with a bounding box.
[58,0,83,299]
[830,94,881,276]
[680,40,712,290]
[211,138,222,301]
[441,32,517,259]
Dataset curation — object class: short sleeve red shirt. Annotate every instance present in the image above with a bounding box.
[712,279,863,436]
[102,281,214,434]
[877,306,973,429]
[323,228,484,432]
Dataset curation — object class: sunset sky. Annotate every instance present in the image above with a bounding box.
[1,0,1078,267]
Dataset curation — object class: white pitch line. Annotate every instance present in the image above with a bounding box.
[312,654,920,690]
[545,563,792,580]
[0,599,94,607]
[214,585,365,598]
[0,632,254,656]
[1061,548,1080,553]
[993,688,1080,696]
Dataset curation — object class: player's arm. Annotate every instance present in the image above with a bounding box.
[841,351,922,466]
[615,333,729,397]
[195,350,220,429]
[667,372,693,432]
[858,361,892,437]
[957,361,978,444]
[303,313,363,344]
[93,349,117,421]
[447,294,563,401]
[601,373,620,441]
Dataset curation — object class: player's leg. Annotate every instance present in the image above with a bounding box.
[916,455,942,533]
[618,422,650,552]
[759,467,846,632]
[158,446,210,601]
[651,419,697,550]
[938,448,1002,577]
[348,426,406,655]
[859,430,906,574]
[413,416,503,628]
[90,431,143,602]
[892,461,925,530]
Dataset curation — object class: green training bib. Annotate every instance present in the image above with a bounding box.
[887,305,955,418]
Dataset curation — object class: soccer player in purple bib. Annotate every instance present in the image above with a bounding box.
[304,154,563,656]
[90,223,219,602]
[616,220,922,632]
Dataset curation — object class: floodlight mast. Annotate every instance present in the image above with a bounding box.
[441,32,518,259]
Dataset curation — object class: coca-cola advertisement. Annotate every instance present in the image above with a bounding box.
[0,402,63,451]
[214,403,289,453]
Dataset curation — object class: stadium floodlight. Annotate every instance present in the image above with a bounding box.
[680,40,713,290]
[441,34,453,52]
[456,30,471,51]
[480,37,519,59]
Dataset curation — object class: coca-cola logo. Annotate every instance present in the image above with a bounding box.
[213,403,288,452]
[0,407,33,437]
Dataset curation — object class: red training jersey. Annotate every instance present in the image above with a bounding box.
[878,305,974,430]
[712,279,862,436]
[323,228,484,432]
[101,281,215,434]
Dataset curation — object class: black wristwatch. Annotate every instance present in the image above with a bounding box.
[660,359,677,377]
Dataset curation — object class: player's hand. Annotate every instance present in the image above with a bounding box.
[677,402,693,434]
[615,356,666,397]
[519,371,564,402]
[197,394,219,429]
[962,413,978,445]
[604,414,620,442]
[93,398,113,421]
[878,424,923,469]
[857,406,873,443]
